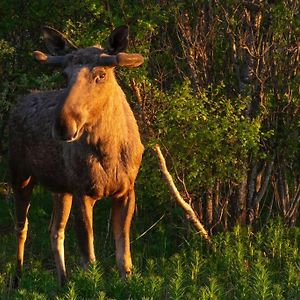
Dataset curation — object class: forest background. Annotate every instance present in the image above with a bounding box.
[0,1,299,299]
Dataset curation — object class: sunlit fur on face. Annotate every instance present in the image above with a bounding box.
[62,47,106,83]
[53,47,117,142]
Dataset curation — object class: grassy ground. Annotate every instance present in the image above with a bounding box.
[0,182,299,299]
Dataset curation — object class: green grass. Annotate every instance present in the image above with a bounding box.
[0,186,299,299]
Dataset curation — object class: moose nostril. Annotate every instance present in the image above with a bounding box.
[53,119,79,142]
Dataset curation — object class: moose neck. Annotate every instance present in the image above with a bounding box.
[84,83,129,158]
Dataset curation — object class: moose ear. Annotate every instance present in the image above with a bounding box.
[42,26,77,55]
[107,25,129,54]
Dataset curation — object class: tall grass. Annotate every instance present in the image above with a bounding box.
[0,186,299,299]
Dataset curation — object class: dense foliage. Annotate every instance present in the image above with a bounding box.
[0,0,299,297]
[1,0,299,228]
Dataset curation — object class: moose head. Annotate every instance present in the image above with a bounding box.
[34,26,143,142]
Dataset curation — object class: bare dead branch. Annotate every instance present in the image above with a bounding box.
[153,144,212,245]
[252,159,274,211]
[286,182,300,220]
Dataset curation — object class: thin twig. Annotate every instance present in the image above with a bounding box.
[131,214,165,243]
[106,214,166,259]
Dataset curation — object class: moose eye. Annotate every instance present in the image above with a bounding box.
[94,72,106,84]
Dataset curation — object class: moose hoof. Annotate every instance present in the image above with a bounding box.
[120,267,132,279]
[58,274,67,288]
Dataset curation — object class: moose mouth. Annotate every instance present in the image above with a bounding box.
[64,130,80,143]
[52,123,84,143]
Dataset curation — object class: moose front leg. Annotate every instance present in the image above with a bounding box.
[49,193,72,286]
[13,176,34,288]
[73,196,96,268]
[112,189,136,278]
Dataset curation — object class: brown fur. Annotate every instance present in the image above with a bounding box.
[9,26,144,287]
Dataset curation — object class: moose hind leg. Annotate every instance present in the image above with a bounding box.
[112,189,136,278]
[13,176,34,288]
[73,196,96,268]
[50,193,72,286]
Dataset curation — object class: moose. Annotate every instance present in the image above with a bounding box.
[9,25,144,287]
